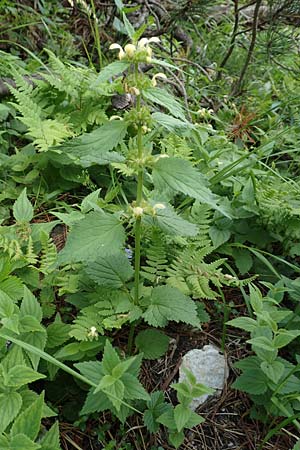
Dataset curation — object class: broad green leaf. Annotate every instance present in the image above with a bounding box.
[247,336,275,352]
[0,276,24,302]
[80,388,111,415]
[232,248,253,275]
[58,211,126,263]
[135,329,170,359]
[20,287,42,322]
[0,392,22,433]
[19,316,44,333]
[153,157,226,216]
[169,431,185,449]
[112,357,137,379]
[152,112,193,132]
[144,204,198,236]
[11,392,44,440]
[85,253,134,288]
[260,360,284,384]
[40,421,61,450]
[122,12,134,38]
[273,330,300,348]
[157,409,176,429]
[227,317,257,333]
[13,188,33,222]
[0,290,15,318]
[94,61,129,84]
[5,365,45,388]
[101,340,120,374]
[143,391,170,433]
[50,121,127,167]
[122,373,150,401]
[209,226,231,248]
[23,330,47,370]
[81,188,102,214]
[75,361,103,384]
[102,378,124,411]
[143,88,185,119]
[232,369,268,395]
[8,434,41,449]
[174,404,192,431]
[46,322,71,349]
[141,286,199,327]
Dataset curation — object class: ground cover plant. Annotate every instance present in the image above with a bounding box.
[1,0,300,449]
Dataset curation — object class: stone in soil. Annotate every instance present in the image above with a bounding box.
[178,344,229,410]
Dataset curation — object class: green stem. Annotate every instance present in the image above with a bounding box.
[90,0,102,70]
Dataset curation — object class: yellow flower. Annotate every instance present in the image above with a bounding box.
[109,43,125,60]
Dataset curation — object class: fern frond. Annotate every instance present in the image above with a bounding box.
[141,231,169,284]
[39,232,57,274]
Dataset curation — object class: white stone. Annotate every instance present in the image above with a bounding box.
[178,344,229,410]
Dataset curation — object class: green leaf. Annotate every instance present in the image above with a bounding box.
[142,286,199,327]
[20,287,42,322]
[0,290,15,318]
[11,392,44,440]
[157,409,176,429]
[143,391,170,433]
[51,121,127,167]
[260,360,284,384]
[6,365,45,387]
[13,188,33,222]
[153,157,226,216]
[8,434,41,449]
[247,336,275,352]
[94,61,129,84]
[101,378,124,411]
[59,211,126,263]
[40,421,61,450]
[232,248,253,275]
[75,360,103,384]
[81,388,111,415]
[46,322,71,349]
[23,331,47,370]
[209,226,231,248]
[143,88,185,119]
[227,317,257,333]
[273,330,300,348]
[121,373,150,401]
[232,369,268,395]
[85,253,134,288]
[144,204,198,236]
[152,112,193,132]
[135,329,170,359]
[169,431,185,449]
[0,392,22,433]
[101,340,121,375]
[174,404,192,432]
[122,12,134,38]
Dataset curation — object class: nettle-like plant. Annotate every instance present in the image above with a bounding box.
[0,23,242,448]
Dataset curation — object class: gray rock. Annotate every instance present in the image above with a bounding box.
[178,344,229,410]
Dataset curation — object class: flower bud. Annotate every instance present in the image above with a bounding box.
[124,43,136,58]
[132,206,144,217]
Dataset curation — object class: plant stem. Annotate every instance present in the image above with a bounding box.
[128,66,143,353]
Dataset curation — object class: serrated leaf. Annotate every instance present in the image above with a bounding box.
[122,373,150,401]
[153,157,228,216]
[11,392,44,440]
[135,329,170,359]
[0,290,15,318]
[174,404,192,431]
[59,211,126,263]
[102,340,120,374]
[13,188,33,222]
[94,61,129,84]
[20,287,42,322]
[85,253,134,288]
[209,226,231,248]
[39,421,61,450]
[0,392,22,433]
[232,369,268,395]
[23,330,47,370]
[80,388,111,415]
[247,336,275,352]
[46,322,71,349]
[152,112,193,132]
[260,360,284,384]
[142,286,199,327]
[144,204,198,236]
[233,248,253,275]
[9,434,41,449]
[6,365,45,387]
[50,120,127,167]
[273,330,300,348]
[143,88,185,119]
[227,317,257,332]
[143,391,170,433]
